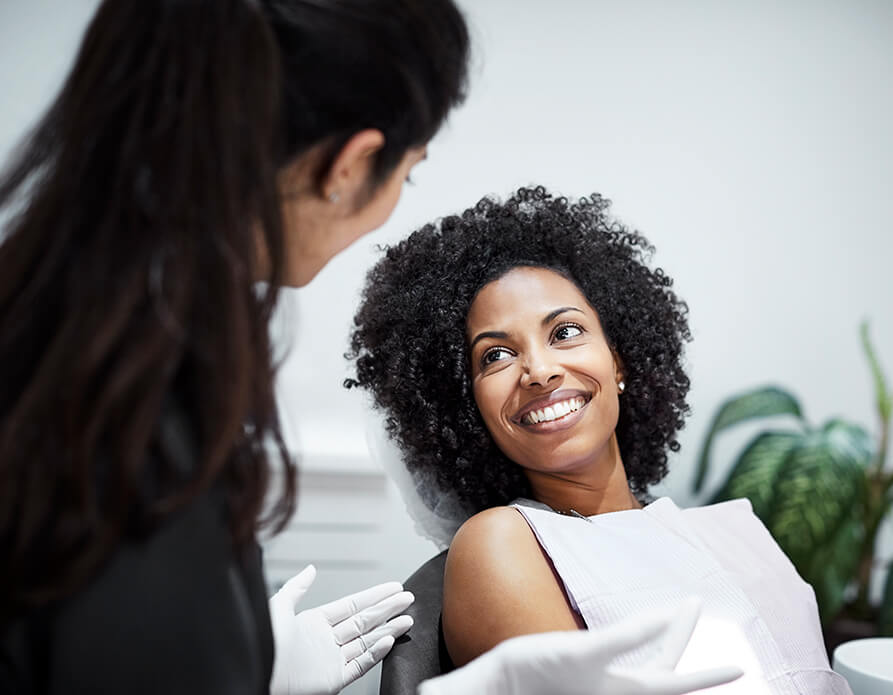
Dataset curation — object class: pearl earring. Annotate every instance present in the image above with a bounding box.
[617,380,625,394]
[328,191,340,203]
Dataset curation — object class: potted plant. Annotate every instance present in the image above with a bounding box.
[692,321,893,651]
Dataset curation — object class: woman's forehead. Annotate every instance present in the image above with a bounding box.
[466,266,594,334]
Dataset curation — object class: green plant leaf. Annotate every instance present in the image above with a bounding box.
[767,427,867,572]
[861,320,892,424]
[879,562,893,636]
[801,516,864,624]
[712,423,870,623]
[693,386,803,494]
[822,419,874,468]
[712,431,800,518]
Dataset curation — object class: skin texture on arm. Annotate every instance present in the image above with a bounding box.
[442,506,584,667]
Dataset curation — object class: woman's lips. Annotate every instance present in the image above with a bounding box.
[519,397,590,433]
[512,389,592,430]
[520,395,587,425]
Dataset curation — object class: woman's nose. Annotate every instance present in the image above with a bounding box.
[519,351,563,389]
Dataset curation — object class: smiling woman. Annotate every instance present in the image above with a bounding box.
[347,186,691,511]
[346,187,852,693]
[466,267,636,515]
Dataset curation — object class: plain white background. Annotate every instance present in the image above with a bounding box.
[2,0,892,684]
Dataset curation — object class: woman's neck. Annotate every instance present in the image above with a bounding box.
[524,436,641,517]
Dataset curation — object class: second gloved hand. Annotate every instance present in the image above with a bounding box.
[418,597,743,695]
[269,565,414,695]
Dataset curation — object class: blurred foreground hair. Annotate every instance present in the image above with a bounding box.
[0,0,468,616]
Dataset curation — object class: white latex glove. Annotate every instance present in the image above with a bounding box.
[269,565,414,695]
[418,598,743,695]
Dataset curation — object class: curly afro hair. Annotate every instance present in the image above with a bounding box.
[346,186,691,513]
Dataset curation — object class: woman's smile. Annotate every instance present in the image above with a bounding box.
[513,389,591,429]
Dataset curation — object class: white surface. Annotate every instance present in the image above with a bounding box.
[833,638,893,695]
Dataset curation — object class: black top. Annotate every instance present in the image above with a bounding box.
[0,405,275,694]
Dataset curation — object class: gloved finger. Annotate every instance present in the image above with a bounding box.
[318,581,404,625]
[572,604,679,663]
[645,596,702,670]
[341,614,414,662]
[628,665,745,695]
[342,634,395,686]
[270,564,317,612]
[332,590,414,645]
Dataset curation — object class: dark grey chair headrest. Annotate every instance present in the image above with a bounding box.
[379,550,454,695]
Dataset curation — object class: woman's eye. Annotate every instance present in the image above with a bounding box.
[482,347,512,365]
[553,324,583,341]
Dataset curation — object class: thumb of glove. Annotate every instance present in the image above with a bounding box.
[271,564,318,614]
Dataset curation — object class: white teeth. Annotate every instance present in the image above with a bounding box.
[521,397,587,425]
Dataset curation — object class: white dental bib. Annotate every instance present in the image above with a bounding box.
[510,497,853,694]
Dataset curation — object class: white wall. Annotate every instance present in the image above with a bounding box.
[3,0,892,653]
[0,1,97,163]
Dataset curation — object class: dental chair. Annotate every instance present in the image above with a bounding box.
[379,550,454,695]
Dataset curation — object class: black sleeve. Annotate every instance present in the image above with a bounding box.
[2,487,274,695]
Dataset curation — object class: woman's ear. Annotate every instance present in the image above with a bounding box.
[321,129,385,203]
[612,350,626,393]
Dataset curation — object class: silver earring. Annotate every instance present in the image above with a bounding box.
[617,380,625,394]
[328,191,340,203]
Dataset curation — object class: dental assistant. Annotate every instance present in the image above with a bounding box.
[0,2,738,694]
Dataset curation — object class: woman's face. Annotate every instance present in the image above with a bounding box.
[279,145,428,286]
[466,266,624,477]
[325,145,429,255]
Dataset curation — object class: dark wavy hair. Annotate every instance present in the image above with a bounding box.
[346,186,691,512]
[0,0,468,615]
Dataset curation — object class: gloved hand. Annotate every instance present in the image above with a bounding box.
[418,598,743,695]
[269,565,414,695]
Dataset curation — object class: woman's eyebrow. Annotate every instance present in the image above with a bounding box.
[542,306,584,325]
[469,307,584,349]
[469,330,509,350]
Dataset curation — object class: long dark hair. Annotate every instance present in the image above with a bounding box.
[0,0,468,616]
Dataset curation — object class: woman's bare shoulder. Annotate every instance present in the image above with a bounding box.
[442,506,582,667]
[451,505,532,550]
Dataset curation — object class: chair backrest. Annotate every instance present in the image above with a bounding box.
[379,550,454,695]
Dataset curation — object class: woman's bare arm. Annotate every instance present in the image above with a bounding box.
[442,506,584,667]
